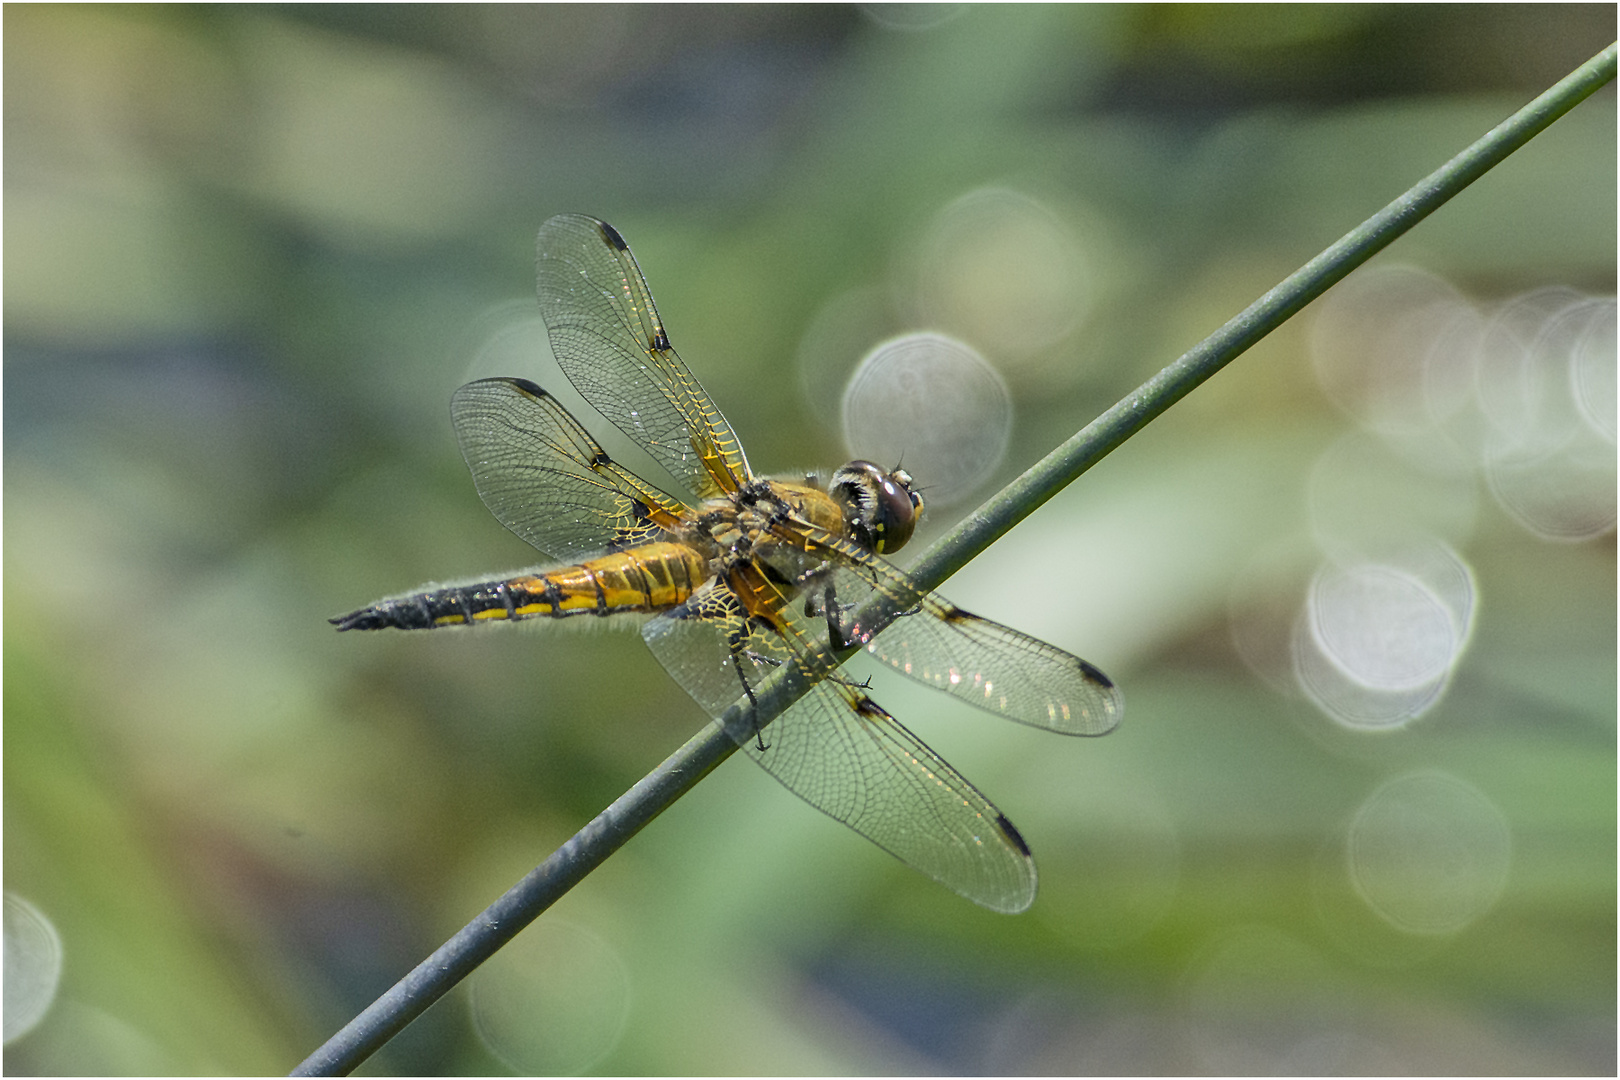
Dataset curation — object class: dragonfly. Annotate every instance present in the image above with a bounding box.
[332,214,1122,913]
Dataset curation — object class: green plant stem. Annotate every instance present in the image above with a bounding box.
[290,42,1615,1078]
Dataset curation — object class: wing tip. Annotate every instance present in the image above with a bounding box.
[1077,659,1125,735]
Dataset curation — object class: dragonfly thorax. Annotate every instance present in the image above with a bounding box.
[678,482,811,574]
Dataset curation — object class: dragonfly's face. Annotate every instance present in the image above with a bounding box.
[831,460,924,555]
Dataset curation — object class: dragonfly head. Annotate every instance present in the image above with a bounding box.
[831,460,924,555]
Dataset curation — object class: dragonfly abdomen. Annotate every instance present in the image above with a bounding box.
[331,542,708,631]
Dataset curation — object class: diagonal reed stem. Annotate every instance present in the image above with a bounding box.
[291,43,1616,1077]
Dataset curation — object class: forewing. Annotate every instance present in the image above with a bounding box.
[805,538,1123,736]
[642,594,1039,914]
[535,214,751,500]
[450,377,690,563]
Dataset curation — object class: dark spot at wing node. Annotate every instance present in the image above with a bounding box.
[854,697,892,721]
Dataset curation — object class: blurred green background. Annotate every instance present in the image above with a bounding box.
[5,5,1614,1075]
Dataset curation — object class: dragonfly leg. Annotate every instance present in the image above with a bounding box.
[803,580,859,650]
[727,633,771,752]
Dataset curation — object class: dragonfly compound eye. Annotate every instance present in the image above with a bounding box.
[832,460,920,554]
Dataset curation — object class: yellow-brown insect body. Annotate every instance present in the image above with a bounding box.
[330,541,709,631]
[332,214,1124,915]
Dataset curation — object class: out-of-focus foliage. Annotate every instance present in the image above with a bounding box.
[4,6,1613,1074]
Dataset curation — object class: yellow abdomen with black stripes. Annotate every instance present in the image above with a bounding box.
[330,542,709,631]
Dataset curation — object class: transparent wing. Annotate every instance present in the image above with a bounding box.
[779,530,1124,736]
[535,214,752,500]
[642,592,1039,913]
[450,377,692,563]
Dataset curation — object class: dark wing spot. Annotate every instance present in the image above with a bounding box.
[598,220,629,251]
[1078,659,1115,689]
[652,329,671,351]
[854,697,892,721]
[508,377,548,398]
[996,813,1032,857]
